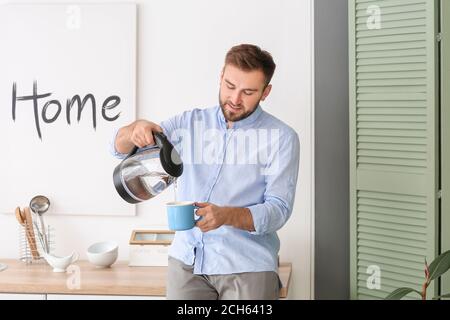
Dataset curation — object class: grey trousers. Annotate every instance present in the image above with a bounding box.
[167,256,281,300]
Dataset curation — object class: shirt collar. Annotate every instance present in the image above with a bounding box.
[217,104,264,130]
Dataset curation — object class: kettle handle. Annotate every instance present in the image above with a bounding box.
[154,131,169,148]
[124,131,168,160]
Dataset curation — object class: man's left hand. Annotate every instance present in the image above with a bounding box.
[194,202,228,233]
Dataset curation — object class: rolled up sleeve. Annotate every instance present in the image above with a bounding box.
[247,131,300,235]
[110,110,190,160]
[160,111,191,146]
[109,127,128,159]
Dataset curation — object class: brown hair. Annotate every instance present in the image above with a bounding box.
[225,44,276,86]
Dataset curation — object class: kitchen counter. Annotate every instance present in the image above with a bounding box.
[0,259,292,298]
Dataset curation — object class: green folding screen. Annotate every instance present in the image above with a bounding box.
[349,0,439,300]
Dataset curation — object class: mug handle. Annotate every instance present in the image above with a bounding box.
[194,206,203,222]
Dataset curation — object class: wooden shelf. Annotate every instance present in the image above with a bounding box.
[0,259,291,298]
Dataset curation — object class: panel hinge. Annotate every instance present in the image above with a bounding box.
[437,33,443,42]
[438,190,443,199]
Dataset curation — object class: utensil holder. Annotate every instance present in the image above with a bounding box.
[19,222,55,264]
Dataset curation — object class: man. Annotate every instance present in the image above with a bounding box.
[111,44,300,300]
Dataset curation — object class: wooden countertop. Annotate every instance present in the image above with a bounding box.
[0,259,292,298]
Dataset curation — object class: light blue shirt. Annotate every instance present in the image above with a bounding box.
[111,105,300,275]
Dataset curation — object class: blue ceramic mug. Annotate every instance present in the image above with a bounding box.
[166,201,201,231]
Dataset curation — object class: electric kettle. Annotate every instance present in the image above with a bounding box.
[113,132,183,204]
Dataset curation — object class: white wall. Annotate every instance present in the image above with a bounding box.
[0,0,313,299]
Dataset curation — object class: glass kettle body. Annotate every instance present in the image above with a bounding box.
[113,132,183,204]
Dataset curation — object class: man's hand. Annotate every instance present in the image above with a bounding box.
[115,120,163,154]
[194,202,228,233]
[128,120,163,148]
[194,202,255,233]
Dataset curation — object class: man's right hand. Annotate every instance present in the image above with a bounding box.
[115,120,163,154]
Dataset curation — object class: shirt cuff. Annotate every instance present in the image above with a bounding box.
[247,203,269,236]
[109,128,128,159]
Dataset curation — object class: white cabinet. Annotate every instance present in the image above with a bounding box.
[0,293,46,300]
[47,294,165,300]
[0,293,165,300]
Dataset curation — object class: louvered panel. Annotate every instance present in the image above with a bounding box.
[358,86,426,93]
[359,291,418,300]
[357,48,426,59]
[355,188,430,300]
[357,41,425,53]
[358,109,426,115]
[358,93,426,100]
[358,240,425,256]
[355,0,424,9]
[358,271,423,287]
[358,142,426,153]
[356,11,425,24]
[358,78,427,86]
[358,226,427,243]
[358,136,426,145]
[358,157,425,169]
[358,129,425,137]
[357,34,427,46]
[357,122,426,130]
[358,253,424,271]
[357,190,427,203]
[356,19,425,31]
[359,111,426,118]
[357,157,426,165]
[358,100,426,107]
[358,63,426,72]
[358,260,424,277]
[358,244,425,261]
[350,0,438,300]
[357,71,426,79]
[355,0,429,174]
[357,27,426,40]
[358,204,426,219]
[358,280,421,295]
[357,280,420,299]
[358,212,425,226]
[359,207,425,220]
[358,164,425,174]
[359,158,424,170]
[358,115,426,122]
[356,3,426,16]
[358,233,426,250]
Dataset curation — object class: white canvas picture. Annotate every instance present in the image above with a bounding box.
[0,4,137,216]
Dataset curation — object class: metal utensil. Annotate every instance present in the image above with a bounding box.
[29,196,50,253]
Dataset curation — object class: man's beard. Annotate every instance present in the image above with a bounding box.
[219,93,260,123]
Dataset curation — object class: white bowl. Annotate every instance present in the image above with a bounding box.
[86,241,118,268]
